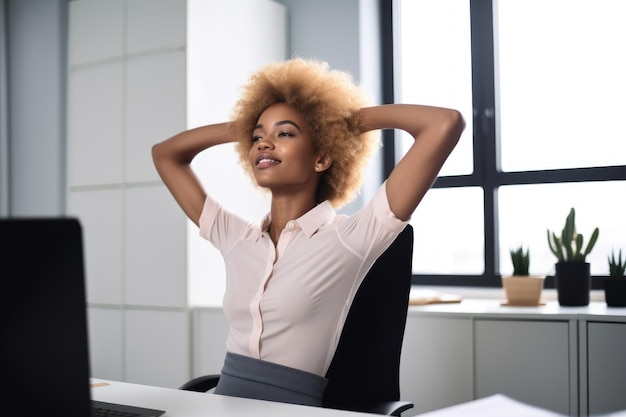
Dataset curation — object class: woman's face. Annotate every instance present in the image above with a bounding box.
[248,103,323,191]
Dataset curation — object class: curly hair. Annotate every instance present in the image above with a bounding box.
[231,58,380,209]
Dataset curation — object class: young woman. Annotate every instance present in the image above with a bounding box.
[152,58,464,406]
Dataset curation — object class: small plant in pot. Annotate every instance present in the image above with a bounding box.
[605,249,626,307]
[501,245,545,306]
[547,207,599,306]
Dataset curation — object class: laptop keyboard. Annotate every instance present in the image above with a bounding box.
[91,400,165,417]
[92,405,141,417]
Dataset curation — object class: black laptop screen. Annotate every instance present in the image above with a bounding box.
[0,218,91,416]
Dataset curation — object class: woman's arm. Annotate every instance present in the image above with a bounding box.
[360,104,465,221]
[151,122,235,226]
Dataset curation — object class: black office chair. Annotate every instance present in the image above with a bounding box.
[180,225,415,416]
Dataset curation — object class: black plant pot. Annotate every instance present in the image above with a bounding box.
[555,262,591,306]
[604,278,626,307]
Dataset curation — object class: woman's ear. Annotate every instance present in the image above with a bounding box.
[314,154,333,173]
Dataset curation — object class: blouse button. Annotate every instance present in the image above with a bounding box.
[287,222,294,228]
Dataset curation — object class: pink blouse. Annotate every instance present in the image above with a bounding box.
[199,181,408,376]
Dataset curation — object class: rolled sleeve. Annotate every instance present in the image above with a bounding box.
[199,194,222,241]
[373,181,410,233]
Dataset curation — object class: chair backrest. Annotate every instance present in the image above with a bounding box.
[322,224,414,412]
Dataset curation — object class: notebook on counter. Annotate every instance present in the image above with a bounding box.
[409,288,463,305]
[0,218,165,417]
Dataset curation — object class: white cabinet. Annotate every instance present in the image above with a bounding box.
[400,316,473,414]
[583,320,626,416]
[401,300,626,416]
[474,319,574,415]
[191,302,626,416]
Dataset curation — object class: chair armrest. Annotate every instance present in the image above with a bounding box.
[369,400,414,416]
[178,374,221,392]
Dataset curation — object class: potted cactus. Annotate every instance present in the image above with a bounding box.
[501,245,545,306]
[547,207,599,306]
[604,249,626,307]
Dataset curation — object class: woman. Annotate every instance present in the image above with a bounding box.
[152,58,464,406]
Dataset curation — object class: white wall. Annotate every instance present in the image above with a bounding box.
[66,0,288,388]
[3,0,67,216]
[0,0,6,216]
[7,0,383,388]
[67,0,190,388]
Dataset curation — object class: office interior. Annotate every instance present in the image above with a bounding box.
[2,1,625,416]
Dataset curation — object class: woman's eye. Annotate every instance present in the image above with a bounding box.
[278,131,293,137]
[251,135,261,142]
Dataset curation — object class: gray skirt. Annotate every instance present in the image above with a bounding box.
[214,352,328,407]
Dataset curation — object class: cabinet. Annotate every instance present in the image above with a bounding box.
[582,320,626,416]
[399,316,473,413]
[401,300,626,416]
[191,302,626,416]
[474,319,574,415]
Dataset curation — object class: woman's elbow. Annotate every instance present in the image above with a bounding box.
[151,141,177,165]
[439,109,465,147]
[151,142,164,161]
[447,109,466,135]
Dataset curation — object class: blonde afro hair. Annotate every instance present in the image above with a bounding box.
[232,58,380,209]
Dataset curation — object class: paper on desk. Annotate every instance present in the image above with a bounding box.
[413,394,566,417]
[409,289,462,305]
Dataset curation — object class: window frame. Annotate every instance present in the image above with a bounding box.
[380,0,626,289]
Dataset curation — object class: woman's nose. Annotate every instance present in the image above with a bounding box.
[257,137,273,149]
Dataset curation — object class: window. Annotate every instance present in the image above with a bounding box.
[387,0,626,288]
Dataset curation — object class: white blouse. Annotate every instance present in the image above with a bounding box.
[199,181,408,376]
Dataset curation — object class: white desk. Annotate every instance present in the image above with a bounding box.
[93,379,626,417]
[91,379,374,417]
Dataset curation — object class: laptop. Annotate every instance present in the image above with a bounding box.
[0,217,165,417]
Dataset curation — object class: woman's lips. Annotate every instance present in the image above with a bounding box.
[256,156,281,169]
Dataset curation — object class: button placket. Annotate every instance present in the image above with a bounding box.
[275,221,297,260]
[248,238,275,358]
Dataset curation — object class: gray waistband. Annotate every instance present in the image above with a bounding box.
[214,352,328,407]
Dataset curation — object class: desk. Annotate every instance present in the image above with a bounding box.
[94,379,616,417]
[91,379,374,417]
[92,379,626,417]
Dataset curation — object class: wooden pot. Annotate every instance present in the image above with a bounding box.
[501,275,545,306]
